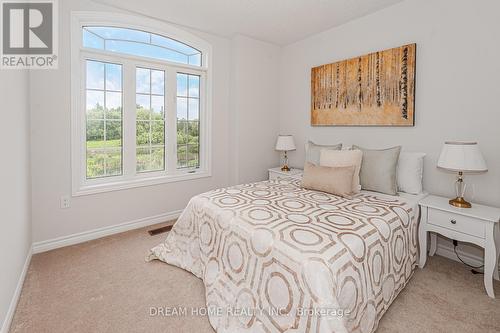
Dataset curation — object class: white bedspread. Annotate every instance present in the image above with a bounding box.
[148,178,420,333]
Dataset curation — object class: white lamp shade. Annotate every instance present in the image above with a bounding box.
[437,141,487,173]
[275,135,296,151]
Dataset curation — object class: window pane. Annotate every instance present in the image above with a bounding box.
[177,73,201,169]
[136,147,150,173]
[151,70,165,95]
[136,147,165,173]
[106,63,122,91]
[136,121,150,146]
[150,147,165,171]
[105,40,189,64]
[187,144,199,168]
[86,90,104,119]
[86,26,150,43]
[136,94,150,120]
[151,95,164,120]
[85,60,123,179]
[177,120,187,145]
[188,75,199,98]
[136,68,150,94]
[83,27,201,65]
[151,121,164,145]
[177,145,187,168]
[187,121,199,144]
[136,67,166,173]
[86,120,104,144]
[86,60,104,90]
[176,73,188,97]
[107,139,122,148]
[86,121,123,178]
[106,150,122,176]
[177,97,187,120]
[86,150,105,178]
[188,98,199,120]
[188,53,202,66]
[83,26,202,67]
[106,92,122,119]
[83,29,104,49]
[106,121,122,144]
[150,34,200,57]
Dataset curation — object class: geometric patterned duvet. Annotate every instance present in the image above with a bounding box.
[148,178,419,333]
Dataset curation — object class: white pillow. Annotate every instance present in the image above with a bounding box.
[397,152,426,194]
[320,149,363,194]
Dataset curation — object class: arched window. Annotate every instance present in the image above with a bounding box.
[71,13,212,195]
[82,26,202,66]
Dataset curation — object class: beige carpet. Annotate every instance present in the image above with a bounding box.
[9,222,500,333]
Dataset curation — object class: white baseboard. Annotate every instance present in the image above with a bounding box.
[435,241,500,275]
[435,242,483,267]
[32,210,182,254]
[1,247,32,333]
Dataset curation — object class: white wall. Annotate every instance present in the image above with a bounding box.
[279,0,500,207]
[229,35,281,184]
[0,70,31,330]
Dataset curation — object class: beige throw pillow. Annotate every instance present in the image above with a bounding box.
[301,162,355,198]
[319,149,363,194]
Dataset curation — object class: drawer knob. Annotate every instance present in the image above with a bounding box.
[450,219,457,225]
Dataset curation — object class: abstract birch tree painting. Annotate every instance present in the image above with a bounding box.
[311,43,416,126]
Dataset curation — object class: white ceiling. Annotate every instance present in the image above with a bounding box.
[95,0,404,45]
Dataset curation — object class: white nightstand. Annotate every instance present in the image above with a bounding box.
[418,195,500,298]
[268,167,303,181]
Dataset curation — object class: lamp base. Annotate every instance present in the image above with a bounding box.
[281,165,291,172]
[449,196,472,208]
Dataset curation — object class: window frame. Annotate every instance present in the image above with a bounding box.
[71,12,212,196]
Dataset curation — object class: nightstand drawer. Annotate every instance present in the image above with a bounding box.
[428,208,485,238]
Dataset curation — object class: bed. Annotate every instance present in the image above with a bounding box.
[148,177,426,333]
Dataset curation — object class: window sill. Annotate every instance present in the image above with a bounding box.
[72,170,211,197]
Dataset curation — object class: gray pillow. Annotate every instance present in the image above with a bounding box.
[305,141,342,165]
[352,145,402,195]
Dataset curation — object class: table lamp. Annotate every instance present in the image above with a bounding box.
[275,135,296,172]
[437,141,487,208]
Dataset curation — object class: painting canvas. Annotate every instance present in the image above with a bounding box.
[311,43,416,126]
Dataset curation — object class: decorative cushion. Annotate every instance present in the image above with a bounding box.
[301,162,354,198]
[397,152,426,194]
[319,149,363,194]
[305,141,342,165]
[352,145,402,195]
